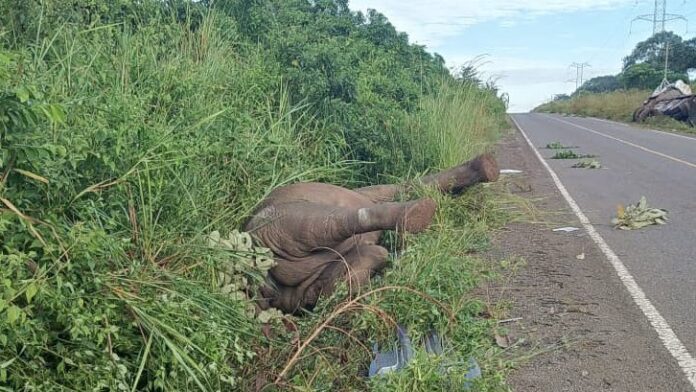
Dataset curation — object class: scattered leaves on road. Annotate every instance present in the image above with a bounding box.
[572,160,602,169]
[551,150,597,159]
[545,141,578,149]
[612,196,668,230]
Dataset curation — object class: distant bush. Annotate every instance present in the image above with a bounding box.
[534,89,649,122]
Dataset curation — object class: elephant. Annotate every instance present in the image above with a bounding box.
[243,154,500,314]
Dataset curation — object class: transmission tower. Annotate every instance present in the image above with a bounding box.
[632,0,687,35]
[570,62,591,90]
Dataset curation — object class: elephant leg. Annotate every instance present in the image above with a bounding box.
[421,153,499,195]
[246,198,436,261]
[260,244,389,313]
[356,154,501,202]
[354,184,404,203]
[302,244,390,311]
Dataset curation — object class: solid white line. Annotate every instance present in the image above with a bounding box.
[584,116,696,142]
[543,114,696,169]
[511,115,696,390]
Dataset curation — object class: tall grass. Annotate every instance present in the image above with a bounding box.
[535,88,696,134]
[0,13,352,390]
[408,79,506,170]
[535,89,649,121]
[0,4,509,391]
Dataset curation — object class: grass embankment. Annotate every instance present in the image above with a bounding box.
[534,89,696,134]
[1,2,514,390]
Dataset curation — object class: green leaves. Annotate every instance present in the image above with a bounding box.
[25,283,38,303]
[0,1,507,390]
[5,305,21,324]
[612,196,669,230]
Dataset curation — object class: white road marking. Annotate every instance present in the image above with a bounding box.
[511,115,696,390]
[583,116,696,142]
[543,114,696,169]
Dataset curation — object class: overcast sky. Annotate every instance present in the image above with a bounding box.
[348,0,696,112]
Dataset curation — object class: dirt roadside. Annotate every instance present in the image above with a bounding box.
[487,129,692,391]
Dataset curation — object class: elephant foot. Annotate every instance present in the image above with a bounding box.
[422,153,499,195]
[396,198,437,233]
[472,153,499,183]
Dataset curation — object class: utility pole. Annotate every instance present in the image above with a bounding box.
[632,0,686,35]
[570,62,591,90]
[663,43,670,81]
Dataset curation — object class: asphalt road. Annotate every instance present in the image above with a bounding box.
[511,113,696,388]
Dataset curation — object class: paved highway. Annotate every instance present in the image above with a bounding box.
[511,113,696,388]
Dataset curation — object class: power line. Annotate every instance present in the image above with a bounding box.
[632,0,687,35]
[570,62,591,90]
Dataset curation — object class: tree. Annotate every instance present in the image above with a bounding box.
[577,75,621,94]
[619,63,688,90]
[623,31,696,74]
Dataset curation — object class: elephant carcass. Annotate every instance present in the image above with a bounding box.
[243,154,500,313]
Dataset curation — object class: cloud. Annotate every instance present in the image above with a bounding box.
[349,0,634,47]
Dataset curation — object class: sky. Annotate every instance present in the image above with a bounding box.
[348,0,696,112]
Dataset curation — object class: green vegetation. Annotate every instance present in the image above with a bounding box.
[545,142,576,150]
[550,150,595,159]
[0,0,511,390]
[535,31,695,134]
[534,89,696,135]
[572,160,602,169]
[536,89,648,122]
[572,32,694,96]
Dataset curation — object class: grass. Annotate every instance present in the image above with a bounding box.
[0,3,513,391]
[409,80,507,171]
[534,89,649,122]
[0,14,353,390]
[534,89,696,135]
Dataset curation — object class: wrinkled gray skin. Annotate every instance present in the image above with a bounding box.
[244,154,499,313]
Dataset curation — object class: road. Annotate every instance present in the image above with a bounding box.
[511,113,696,389]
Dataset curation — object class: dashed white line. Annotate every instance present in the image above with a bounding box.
[543,114,696,169]
[511,115,696,390]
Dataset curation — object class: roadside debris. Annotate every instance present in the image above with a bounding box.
[612,196,668,230]
[494,333,512,348]
[553,226,580,233]
[500,169,523,174]
[368,326,482,388]
[572,160,602,169]
[551,150,596,159]
[497,317,523,324]
[369,325,413,377]
[633,80,696,126]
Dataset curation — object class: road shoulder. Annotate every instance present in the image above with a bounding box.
[489,128,691,391]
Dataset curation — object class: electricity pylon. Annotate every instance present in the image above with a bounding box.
[632,0,687,34]
[570,62,591,90]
